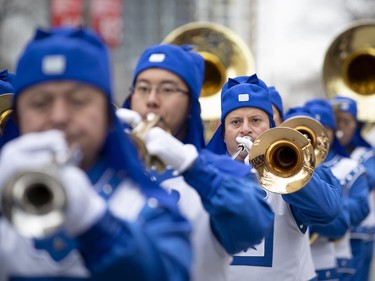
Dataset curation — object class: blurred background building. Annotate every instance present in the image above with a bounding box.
[0,0,374,139]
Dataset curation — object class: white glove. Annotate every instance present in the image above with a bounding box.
[60,166,106,237]
[0,130,69,187]
[0,130,105,237]
[144,127,198,173]
[236,136,253,165]
[116,108,142,129]
[235,136,253,153]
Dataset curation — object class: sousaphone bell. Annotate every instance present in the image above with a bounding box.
[323,20,375,123]
[162,22,256,141]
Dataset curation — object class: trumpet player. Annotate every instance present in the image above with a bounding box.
[0,26,192,281]
[284,105,351,280]
[206,74,343,281]
[119,43,274,281]
[331,96,375,281]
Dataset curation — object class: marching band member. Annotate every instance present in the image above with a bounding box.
[285,105,350,280]
[119,43,274,281]
[332,96,375,281]
[0,26,192,280]
[305,98,370,280]
[206,74,343,281]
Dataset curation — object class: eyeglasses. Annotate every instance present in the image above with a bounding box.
[130,82,189,98]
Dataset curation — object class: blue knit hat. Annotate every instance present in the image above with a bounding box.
[131,44,204,100]
[207,74,275,155]
[9,26,178,210]
[14,27,112,100]
[284,106,314,120]
[305,99,336,130]
[332,96,357,118]
[304,98,348,157]
[123,44,205,150]
[268,86,283,119]
[331,96,371,148]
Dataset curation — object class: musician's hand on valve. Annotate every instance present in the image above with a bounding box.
[235,136,253,153]
[0,130,105,237]
[116,108,142,129]
[0,130,69,188]
[144,127,198,173]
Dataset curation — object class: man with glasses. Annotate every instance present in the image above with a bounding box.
[118,43,274,281]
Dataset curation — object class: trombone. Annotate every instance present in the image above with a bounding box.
[248,127,315,194]
[279,116,330,166]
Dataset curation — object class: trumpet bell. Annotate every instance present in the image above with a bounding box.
[249,127,315,194]
[1,168,67,238]
[280,116,330,166]
[323,20,375,122]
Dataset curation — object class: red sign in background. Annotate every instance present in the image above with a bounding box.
[51,0,83,27]
[90,0,123,48]
[51,0,123,48]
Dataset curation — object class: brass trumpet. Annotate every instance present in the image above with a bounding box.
[128,113,166,172]
[1,149,81,238]
[249,127,315,194]
[1,166,67,238]
[280,116,330,166]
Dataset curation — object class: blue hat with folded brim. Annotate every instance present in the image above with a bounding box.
[304,98,348,157]
[123,44,206,150]
[14,27,112,100]
[131,44,204,100]
[207,74,275,154]
[305,99,336,130]
[332,96,371,148]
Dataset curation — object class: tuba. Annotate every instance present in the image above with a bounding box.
[249,127,315,194]
[280,116,330,166]
[0,94,13,135]
[323,20,375,136]
[162,22,256,141]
